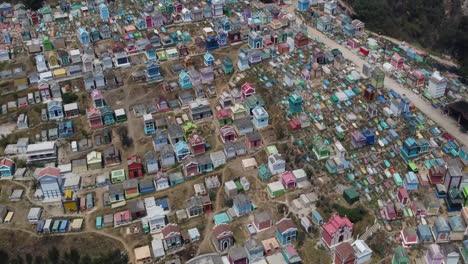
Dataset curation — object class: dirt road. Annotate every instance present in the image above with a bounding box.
[282,1,468,146]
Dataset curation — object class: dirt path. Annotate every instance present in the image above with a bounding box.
[195,165,228,255]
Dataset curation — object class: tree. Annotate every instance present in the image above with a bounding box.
[121,136,133,148]
[47,247,60,264]
[80,256,91,264]
[224,198,233,207]
[62,93,78,104]
[63,249,80,264]
[304,166,314,179]
[26,254,33,264]
[0,250,9,264]
[11,256,24,264]
[33,256,44,264]
[296,230,306,247]
[117,126,133,148]
[92,250,128,264]
[208,190,216,201]
[22,0,43,11]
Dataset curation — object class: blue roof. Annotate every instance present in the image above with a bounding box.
[388,129,399,138]
[156,199,169,210]
[406,171,418,183]
[378,96,387,103]
[448,216,464,230]
[344,89,356,98]
[417,224,431,237]
[405,137,417,147]
[312,210,323,223]
[362,128,374,137]
[179,71,189,79]
[77,27,88,36]
[204,52,214,61]
[174,141,188,152]
[436,158,445,166]
[214,212,230,225]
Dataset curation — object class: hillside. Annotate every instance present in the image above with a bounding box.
[346,0,468,79]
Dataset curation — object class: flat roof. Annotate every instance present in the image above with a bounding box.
[134,245,151,260]
[27,141,55,152]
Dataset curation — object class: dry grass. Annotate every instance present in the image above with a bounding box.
[0,229,124,258]
[297,238,332,264]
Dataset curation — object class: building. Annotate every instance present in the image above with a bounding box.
[186,196,204,218]
[427,71,447,98]
[312,137,329,160]
[417,224,432,243]
[228,247,248,264]
[397,187,410,205]
[391,53,404,70]
[267,181,286,198]
[189,133,206,155]
[258,164,272,181]
[128,200,146,220]
[425,243,444,264]
[127,155,144,178]
[370,67,385,89]
[400,226,418,248]
[0,158,15,178]
[27,207,42,223]
[143,114,156,135]
[123,179,140,199]
[144,151,159,174]
[432,217,451,243]
[334,242,355,264]
[252,106,269,129]
[276,218,297,246]
[324,0,337,14]
[245,131,262,151]
[429,165,445,185]
[111,169,126,183]
[253,211,272,232]
[86,151,102,170]
[281,171,296,190]
[162,224,183,250]
[233,194,252,216]
[448,216,465,241]
[87,108,104,129]
[210,151,226,168]
[212,223,234,252]
[288,92,303,114]
[48,100,64,121]
[134,246,152,264]
[245,238,263,263]
[352,240,373,264]
[407,70,426,88]
[34,167,62,199]
[392,247,410,264]
[322,215,354,247]
[443,245,460,264]
[0,205,7,223]
[222,56,234,74]
[268,153,286,175]
[145,199,166,232]
[109,184,125,205]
